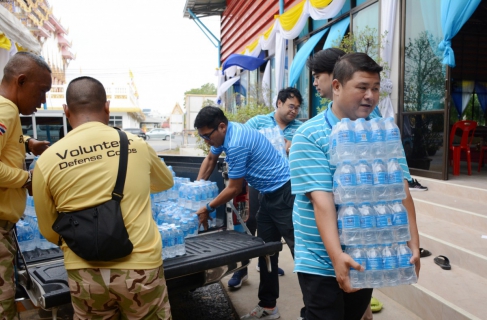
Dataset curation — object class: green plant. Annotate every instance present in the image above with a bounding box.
[333,27,390,101]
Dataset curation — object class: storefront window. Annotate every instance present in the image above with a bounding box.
[312,19,328,32]
[299,20,310,39]
[352,2,379,61]
[404,0,444,112]
[335,0,351,17]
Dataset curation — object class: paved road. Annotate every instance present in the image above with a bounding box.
[146,135,197,152]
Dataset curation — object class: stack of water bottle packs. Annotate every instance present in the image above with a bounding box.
[259,125,287,158]
[151,163,219,260]
[330,117,417,288]
[17,195,58,253]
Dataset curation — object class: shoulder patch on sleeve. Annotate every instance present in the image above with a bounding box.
[0,122,7,135]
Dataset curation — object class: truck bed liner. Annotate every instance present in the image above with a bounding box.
[18,231,282,309]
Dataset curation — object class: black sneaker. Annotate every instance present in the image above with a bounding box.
[408,179,428,191]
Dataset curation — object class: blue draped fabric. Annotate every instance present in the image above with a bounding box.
[323,17,350,49]
[288,28,329,87]
[439,0,481,67]
[451,82,463,117]
[475,81,487,113]
[222,54,267,72]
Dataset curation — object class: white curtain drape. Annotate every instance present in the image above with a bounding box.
[308,0,346,20]
[378,0,397,119]
[0,5,40,53]
[0,42,17,80]
[262,61,271,106]
[274,32,287,96]
[216,76,240,105]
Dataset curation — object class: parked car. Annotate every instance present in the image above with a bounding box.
[146,128,173,140]
[123,128,146,140]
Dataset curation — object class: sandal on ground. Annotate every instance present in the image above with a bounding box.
[434,255,451,270]
[370,297,383,313]
[420,248,432,258]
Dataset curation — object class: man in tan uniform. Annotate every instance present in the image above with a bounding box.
[0,52,52,319]
[33,76,174,319]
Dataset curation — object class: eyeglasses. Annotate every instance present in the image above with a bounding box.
[199,127,218,141]
[288,105,301,112]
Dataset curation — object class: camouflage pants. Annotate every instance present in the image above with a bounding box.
[68,266,171,320]
[0,226,17,320]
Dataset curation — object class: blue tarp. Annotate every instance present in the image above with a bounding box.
[222,54,267,73]
[288,28,329,87]
[323,16,350,49]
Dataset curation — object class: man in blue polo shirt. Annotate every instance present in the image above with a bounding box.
[195,106,294,319]
[290,53,420,320]
[226,87,304,289]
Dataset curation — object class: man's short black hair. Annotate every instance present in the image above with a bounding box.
[66,76,107,113]
[194,106,228,129]
[276,87,303,108]
[306,48,346,74]
[333,52,383,85]
[3,52,51,82]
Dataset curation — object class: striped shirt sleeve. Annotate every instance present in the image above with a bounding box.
[290,129,333,195]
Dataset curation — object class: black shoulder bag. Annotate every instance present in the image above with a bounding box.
[52,129,133,261]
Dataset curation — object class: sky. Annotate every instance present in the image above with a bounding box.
[49,0,221,114]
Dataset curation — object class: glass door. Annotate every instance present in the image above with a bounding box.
[399,0,449,179]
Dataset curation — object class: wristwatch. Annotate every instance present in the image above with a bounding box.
[206,202,216,212]
[25,138,31,153]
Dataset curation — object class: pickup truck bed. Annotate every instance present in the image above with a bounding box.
[17,155,282,310]
[18,231,282,309]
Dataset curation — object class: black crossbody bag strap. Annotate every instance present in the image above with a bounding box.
[113,128,128,202]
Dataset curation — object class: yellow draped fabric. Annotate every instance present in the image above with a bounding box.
[0,34,12,51]
[310,0,333,8]
[263,24,274,40]
[246,39,260,53]
[278,1,305,31]
[15,43,27,52]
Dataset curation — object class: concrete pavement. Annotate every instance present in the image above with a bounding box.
[223,242,422,320]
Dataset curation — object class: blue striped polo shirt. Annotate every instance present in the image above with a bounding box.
[211,122,289,193]
[289,102,411,277]
[246,112,303,141]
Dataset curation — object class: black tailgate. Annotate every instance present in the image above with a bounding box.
[164,231,282,279]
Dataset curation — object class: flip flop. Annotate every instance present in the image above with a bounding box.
[420,248,432,258]
[370,297,383,313]
[434,255,451,270]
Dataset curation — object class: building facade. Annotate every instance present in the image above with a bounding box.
[186,0,487,180]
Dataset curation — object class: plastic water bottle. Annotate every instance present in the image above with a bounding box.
[357,202,378,244]
[384,117,402,158]
[387,158,406,200]
[329,124,339,165]
[382,244,399,287]
[355,160,373,202]
[192,185,201,211]
[185,184,193,209]
[17,220,35,252]
[372,159,389,201]
[191,213,199,236]
[336,118,355,161]
[181,220,190,238]
[333,161,357,204]
[365,244,383,288]
[369,118,386,159]
[354,118,372,160]
[174,226,185,256]
[338,203,361,245]
[29,155,39,171]
[390,200,410,242]
[199,185,207,209]
[166,227,176,258]
[347,245,367,288]
[374,201,394,244]
[211,182,219,199]
[397,242,417,285]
